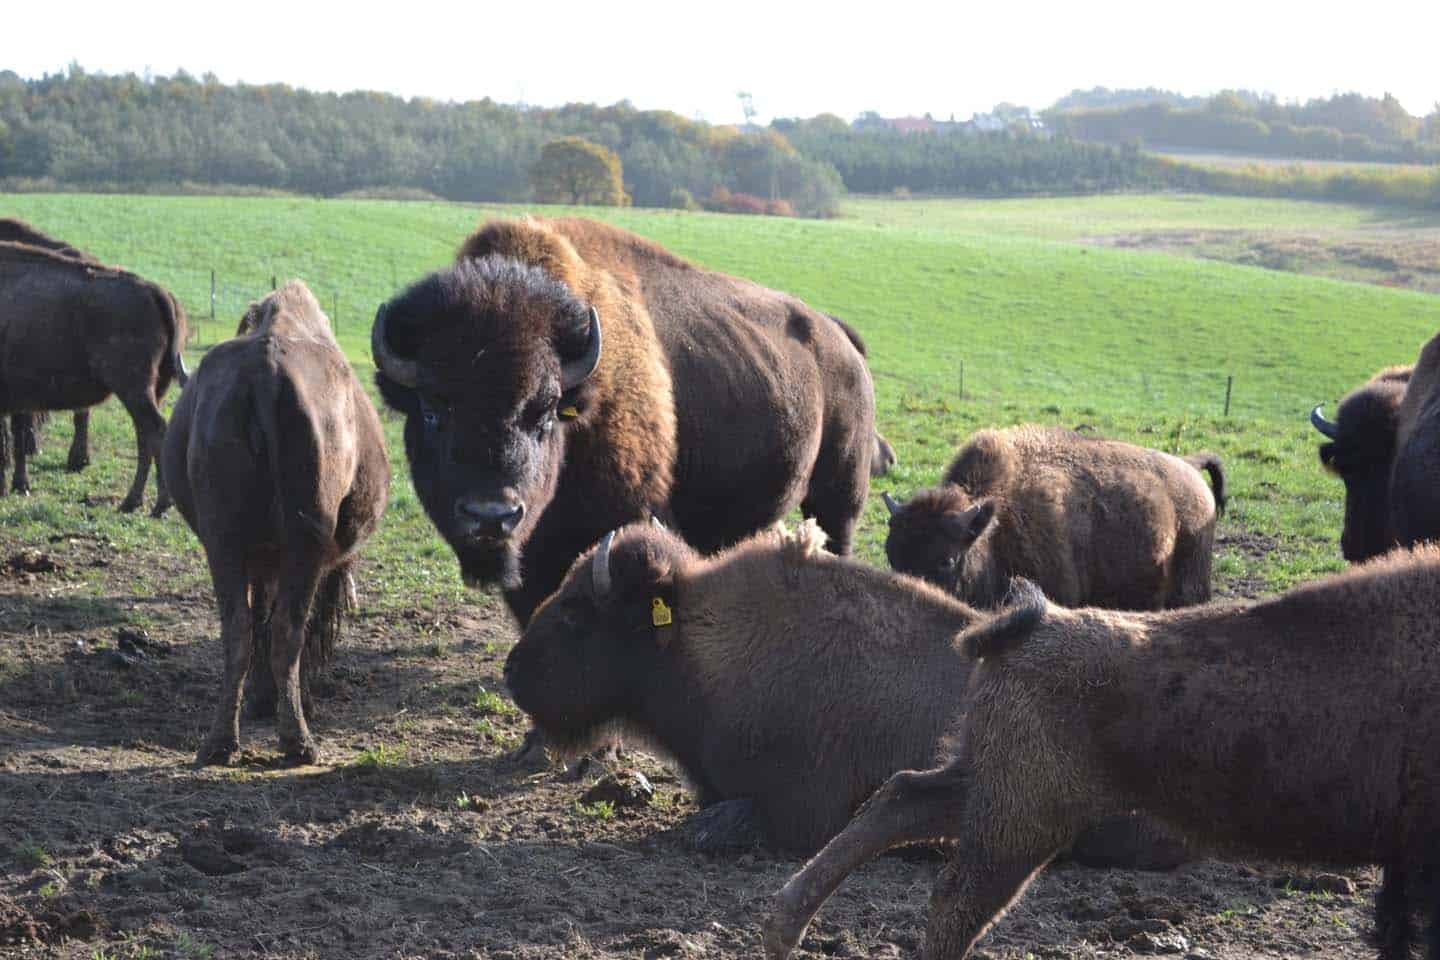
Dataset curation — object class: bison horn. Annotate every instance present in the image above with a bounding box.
[591,529,616,599]
[1310,404,1339,439]
[560,306,603,392]
[371,303,420,389]
[882,491,903,518]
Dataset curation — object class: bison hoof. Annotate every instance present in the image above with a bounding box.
[149,501,171,519]
[506,727,556,768]
[681,798,764,853]
[118,496,142,514]
[195,741,239,767]
[66,457,89,473]
[761,913,803,960]
[280,740,320,768]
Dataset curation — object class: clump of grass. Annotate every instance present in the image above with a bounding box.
[352,743,405,769]
[16,843,52,868]
[472,687,515,717]
[574,799,615,821]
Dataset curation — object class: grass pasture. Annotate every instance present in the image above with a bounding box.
[1,191,1437,958]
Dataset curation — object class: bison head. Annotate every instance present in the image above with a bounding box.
[1311,366,1411,562]
[503,522,695,751]
[882,486,997,598]
[373,257,602,591]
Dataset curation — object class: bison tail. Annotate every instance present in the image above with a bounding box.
[961,578,1046,659]
[1183,452,1226,517]
[304,563,353,672]
[153,288,190,391]
[871,433,898,478]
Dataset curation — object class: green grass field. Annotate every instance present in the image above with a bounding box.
[2,192,1438,603]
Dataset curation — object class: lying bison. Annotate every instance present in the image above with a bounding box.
[505,518,1185,866]
[1313,337,1440,562]
[766,549,1440,960]
[1311,365,1414,560]
[0,219,100,481]
[373,216,878,624]
[883,425,1224,609]
[163,281,388,765]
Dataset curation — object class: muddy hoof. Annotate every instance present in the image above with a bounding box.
[681,798,764,853]
[762,911,804,960]
[117,496,142,514]
[149,501,171,519]
[195,741,239,767]
[506,727,555,768]
[280,741,320,767]
[66,457,90,473]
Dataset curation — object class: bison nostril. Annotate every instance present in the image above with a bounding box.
[455,498,526,537]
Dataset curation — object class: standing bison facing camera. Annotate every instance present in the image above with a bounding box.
[883,425,1224,610]
[372,216,878,625]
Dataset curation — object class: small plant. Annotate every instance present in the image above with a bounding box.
[454,791,475,811]
[426,638,446,658]
[174,931,215,959]
[472,687,515,717]
[38,880,60,898]
[574,799,615,821]
[121,689,145,705]
[16,843,52,868]
[352,743,404,768]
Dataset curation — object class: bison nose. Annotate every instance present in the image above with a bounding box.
[455,497,526,539]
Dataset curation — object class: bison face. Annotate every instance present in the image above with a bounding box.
[373,258,602,591]
[1311,374,1408,562]
[883,487,996,595]
[504,523,692,750]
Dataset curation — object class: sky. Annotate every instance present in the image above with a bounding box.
[8,1,1438,123]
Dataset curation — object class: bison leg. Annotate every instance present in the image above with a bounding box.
[9,415,31,495]
[66,410,91,472]
[682,799,766,854]
[765,765,971,960]
[1376,863,1412,960]
[800,439,867,557]
[116,389,167,514]
[0,416,10,496]
[196,565,255,766]
[270,558,325,766]
[923,847,1056,960]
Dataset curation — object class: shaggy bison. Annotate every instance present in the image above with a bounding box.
[163,281,389,765]
[1313,340,1440,561]
[0,241,187,512]
[372,216,878,624]
[505,518,1185,866]
[883,426,1224,609]
[766,548,1440,960]
[0,219,100,481]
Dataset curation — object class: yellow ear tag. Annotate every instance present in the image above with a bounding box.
[651,597,673,627]
[559,405,580,419]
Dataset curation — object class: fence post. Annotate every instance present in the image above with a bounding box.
[271,275,277,291]
[1224,374,1233,417]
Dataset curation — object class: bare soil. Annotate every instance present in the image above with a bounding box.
[0,530,1387,959]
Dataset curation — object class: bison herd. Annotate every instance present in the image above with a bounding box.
[3,213,1439,959]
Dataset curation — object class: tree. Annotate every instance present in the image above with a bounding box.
[529,136,628,205]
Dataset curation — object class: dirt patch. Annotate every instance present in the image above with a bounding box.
[0,527,1389,959]
[1086,228,1440,294]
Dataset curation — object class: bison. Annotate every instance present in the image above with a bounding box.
[882,425,1224,610]
[0,221,112,491]
[163,281,389,765]
[0,241,187,512]
[1310,365,1414,561]
[505,518,1186,866]
[372,216,878,624]
[766,548,1440,960]
[1313,337,1440,562]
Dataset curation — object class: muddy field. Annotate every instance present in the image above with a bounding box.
[0,524,1393,960]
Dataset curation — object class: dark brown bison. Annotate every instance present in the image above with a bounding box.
[0,241,187,512]
[766,548,1440,960]
[372,216,877,624]
[505,518,1186,866]
[883,425,1223,609]
[163,281,389,765]
[1313,340,1440,562]
[0,220,108,490]
[821,311,897,478]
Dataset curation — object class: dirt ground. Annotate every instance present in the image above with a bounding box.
[0,532,1388,960]
[1085,227,1440,295]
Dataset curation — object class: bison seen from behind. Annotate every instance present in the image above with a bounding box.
[767,549,1440,960]
[163,281,388,765]
[883,426,1224,610]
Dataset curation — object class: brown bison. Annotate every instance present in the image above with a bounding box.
[163,281,389,765]
[505,518,1185,866]
[372,216,878,624]
[766,548,1440,960]
[883,425,1224,610]
[1313,340,1440,562]
[0,241,187,512]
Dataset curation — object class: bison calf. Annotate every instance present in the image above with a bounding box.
[163,281,389,765]
[884,425,1224,609]
[505,519,1184,864]
[767,547,1440,960]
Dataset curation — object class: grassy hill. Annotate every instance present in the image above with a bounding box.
[2,192,1437,602]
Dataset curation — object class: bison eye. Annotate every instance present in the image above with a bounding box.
[419,397,451,431]
[940,556,960,570]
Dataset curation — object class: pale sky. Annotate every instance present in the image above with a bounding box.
[9,1,1438,123]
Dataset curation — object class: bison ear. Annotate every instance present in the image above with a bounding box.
[1319,442,1338,473]
[940,500,995,545]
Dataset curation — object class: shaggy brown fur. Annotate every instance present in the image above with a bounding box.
[163,281,389,766]
[884,426,1221,609]
[766,547,1440,960]
[0,242,187,512]
[375,216,876,625]
[1312,365,1415,561]
[506,520,1184,863]
[1389,335,1440,554]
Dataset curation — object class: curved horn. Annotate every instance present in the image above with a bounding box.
[882,491,903,518]
[650,515,666,530]
[560,306,603,392]
[1310,404,1339,439]
[591,530,616,599]
[372,303,420,389]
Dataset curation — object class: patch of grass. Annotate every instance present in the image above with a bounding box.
[16,843,52,869]
[351,743,405,769]
[472,687,515,717]
[173,932,215,959]
[38,880,60,898]
[574,799,615,821]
